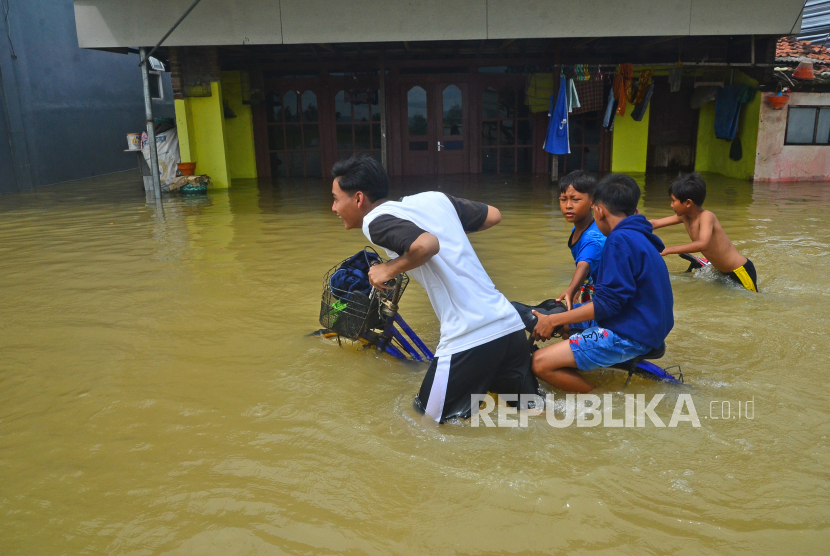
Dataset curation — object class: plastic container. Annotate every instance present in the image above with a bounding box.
[178,162,197,176]
[180,181,208,195]
[767,95,790,110]
[127,133,141,150]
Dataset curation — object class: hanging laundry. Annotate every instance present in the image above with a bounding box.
[715,85,754,140]
[669,67,682,93]
[613,63,633,116]
[574,64,590,82]
[544,75,570,155]
[729,136,743,161]
[525,73,555,114]
[567,78,581,113]
[690,86,719,109]
[572,79,604,114]
[631,83,654,122]
[627,70,654,105]
[603,86,617,131]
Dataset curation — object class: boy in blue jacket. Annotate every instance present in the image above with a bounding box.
[531,174,674,393]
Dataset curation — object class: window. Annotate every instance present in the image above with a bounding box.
[406,86,428,152]
[266,90,322,177]
[442,85,462,136]
[481,86,533,174]
[149,71,163,100]
[334,90,381,163]
[785,106,830,145]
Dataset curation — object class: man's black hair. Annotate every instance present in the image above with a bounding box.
[559,170,597,196]
[669,172,707,207]
[331,155,389,202]
[594,173,640,217]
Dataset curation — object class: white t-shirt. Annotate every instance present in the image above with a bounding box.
[362,192,524,357]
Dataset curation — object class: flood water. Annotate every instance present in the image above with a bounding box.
[1,170,829,555]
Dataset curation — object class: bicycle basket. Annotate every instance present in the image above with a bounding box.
[319,247,410,339]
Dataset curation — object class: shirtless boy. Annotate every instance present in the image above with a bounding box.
[649,173,758,292]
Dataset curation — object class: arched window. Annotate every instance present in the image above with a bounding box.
[442,85,462,136]
[407,86,428,136]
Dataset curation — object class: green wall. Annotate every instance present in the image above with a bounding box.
[186,81,231,189]
[694,70,760,180]
[220,71,258,180]
[173,74,257,188]
[610,101,650,173]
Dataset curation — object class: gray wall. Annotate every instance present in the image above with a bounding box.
[74,0,806,47]
[0,0,174,192]
[0,78,17,194]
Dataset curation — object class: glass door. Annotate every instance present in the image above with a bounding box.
[481,85,533,174]
[401,85,433,175]
[265,88,322,178]
[434,83,468,174]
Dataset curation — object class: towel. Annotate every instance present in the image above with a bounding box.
[613,64,634,116]
[544,76,570,155]
[573,79,605,114]
[715,85,754,140]
[690,86,719,109]
[669,68,682,93]
[631,83,654,122]
[603,86,617,131]
[567,78,581,113]
[526,73,555,114]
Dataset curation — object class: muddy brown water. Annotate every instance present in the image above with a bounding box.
[1,171,828,554]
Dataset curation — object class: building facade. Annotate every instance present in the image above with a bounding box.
[73,0,811,187]
[0,0,176,194]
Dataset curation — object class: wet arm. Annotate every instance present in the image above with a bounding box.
[368,233,440,288]
[533,303,595,341]
[661,214,714,256]
[558,261,591,308]
[475,206,502,232]
[649,215,682,230]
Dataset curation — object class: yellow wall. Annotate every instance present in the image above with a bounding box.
[694,70,760,180]
[220,71,258,180]
[173,81,231,189]
[174,98,194,163]
[610,101,650,173]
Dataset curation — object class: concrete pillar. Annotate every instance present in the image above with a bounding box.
[170,47,231,189]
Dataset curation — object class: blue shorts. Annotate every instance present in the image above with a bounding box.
[569,303,596,333]
[568,325,652,372]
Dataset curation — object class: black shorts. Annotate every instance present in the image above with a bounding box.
[727,258,758,292]
[414,329,538,423]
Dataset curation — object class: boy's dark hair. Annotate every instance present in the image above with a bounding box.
[558,170,597,196]
[594,173,640,217]
[331,155,388,202]
[669,172,707,207]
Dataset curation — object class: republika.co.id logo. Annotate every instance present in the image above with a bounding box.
[470,393,754,428]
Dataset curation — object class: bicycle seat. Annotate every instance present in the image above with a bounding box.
[635,342,666,362]
[511,299,568,333]
[619,342,666,386]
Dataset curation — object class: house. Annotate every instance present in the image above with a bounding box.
[71,0,812,188]
[0,0,175,194]
[753,36,830,181]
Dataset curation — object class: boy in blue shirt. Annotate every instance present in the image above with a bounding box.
[556,171,606,308]
[531,174,674,393]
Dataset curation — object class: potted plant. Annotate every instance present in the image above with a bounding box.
[768,87,790,110]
